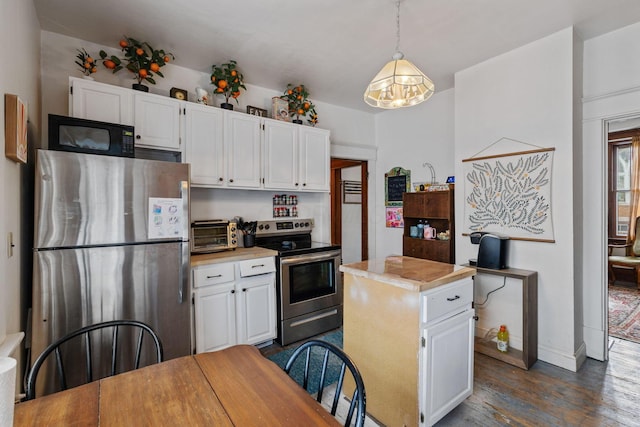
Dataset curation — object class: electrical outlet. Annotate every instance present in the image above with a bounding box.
[7,232,14,258]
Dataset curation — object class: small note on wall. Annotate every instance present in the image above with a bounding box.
[385,167,411,206]
[4,94,27,164]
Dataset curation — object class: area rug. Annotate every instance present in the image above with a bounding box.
[267,329,343,394]
[609,285,640,343]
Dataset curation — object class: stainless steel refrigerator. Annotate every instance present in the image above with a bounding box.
[31,149,191,396]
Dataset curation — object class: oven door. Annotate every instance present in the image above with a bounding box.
[279,249,342,320]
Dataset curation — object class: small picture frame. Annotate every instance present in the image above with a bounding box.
[170,87,188,101]
[4,94,27,164]
[247,106,267,117]
[272,97,290,122]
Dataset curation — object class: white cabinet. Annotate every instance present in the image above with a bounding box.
[419,277,474,426]
[224,110,262,189]
[263,123,330,192]
[421,308,474,425]
[263,120,299,189]
[298,126,330,191]
[184,103,224,186]
[193,257,276,353]
[69,77,133,126]
[134,92,181,151]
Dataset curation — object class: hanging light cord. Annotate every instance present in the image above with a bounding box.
[395,0,401,54]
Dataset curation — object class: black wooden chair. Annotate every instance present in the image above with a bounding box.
[284,339,366,427]
[25,320,163,400]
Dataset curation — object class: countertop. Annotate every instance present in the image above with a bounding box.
[191,247,278,267]
[339,255,476,292]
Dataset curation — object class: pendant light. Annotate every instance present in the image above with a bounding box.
[364,0,434,109]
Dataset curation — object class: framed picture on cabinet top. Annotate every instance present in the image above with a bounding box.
[4,94,28,164]
[170,87,188,101]
[272,97,290,122]
[247,105,267,117]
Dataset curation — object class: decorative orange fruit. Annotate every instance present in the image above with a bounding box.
[138,69,148,78]
[211,75,216,82]
[87,57,94,64]
[232,91,240,98]
[104,60,116,69]
[303,102,310,109]
[136,48,144,56]
[218,80,228,89]
[231,70,237,77]
[84,62,91,69]
[297,108,304,115]
[91,67,97,73]
[216,87,224,93]
[119,40,128,48]
[296,95,302,100]
[287,89,293,95]
[150,63,160,72]
[164,55,170,63]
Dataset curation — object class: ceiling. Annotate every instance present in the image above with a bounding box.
[33,0,640,112]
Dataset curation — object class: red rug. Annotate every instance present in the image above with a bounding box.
[609,285,640,343]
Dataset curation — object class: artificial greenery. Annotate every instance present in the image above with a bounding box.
[210,60,247,104]
[75,48,97,76]
[281,84,317,125]
[100,36,174,85]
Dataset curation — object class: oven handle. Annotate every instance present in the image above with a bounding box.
[280,249,342,265]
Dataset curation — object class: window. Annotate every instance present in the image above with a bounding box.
[609,134,633,239]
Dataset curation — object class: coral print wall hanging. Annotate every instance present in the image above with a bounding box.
[462,138,555,243]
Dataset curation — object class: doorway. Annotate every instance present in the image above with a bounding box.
[607,120,640,346]
[330,158,368,263]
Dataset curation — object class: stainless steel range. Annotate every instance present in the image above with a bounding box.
[255,218,342,345]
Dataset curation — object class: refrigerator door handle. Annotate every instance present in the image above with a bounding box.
[180,180,189,241]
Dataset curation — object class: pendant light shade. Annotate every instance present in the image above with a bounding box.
[364,1,434,109]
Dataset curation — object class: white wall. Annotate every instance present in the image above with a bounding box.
[455,28,580,370]
[374,89,455,259]
[582,21,640,360]
[40,31,376,246]
[0,0,41,383]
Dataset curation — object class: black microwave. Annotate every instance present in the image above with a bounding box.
[48,114,135,158]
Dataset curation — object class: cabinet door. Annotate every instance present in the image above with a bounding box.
[263,120,298,190]
[134,93,181,151]
[224,110,262,188]
[184,103,224,186]
[69,77,133,125]
[403,192,450,218]
[194,282,237,353]
[421,309,474,426]
[299,127,330,191]
[235,274,276,345]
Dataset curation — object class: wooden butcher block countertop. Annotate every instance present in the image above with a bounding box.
[339,255,476,292]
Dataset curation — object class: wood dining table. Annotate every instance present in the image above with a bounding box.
[14,345,341,426]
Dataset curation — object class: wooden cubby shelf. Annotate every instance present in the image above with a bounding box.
[467,265,538,370]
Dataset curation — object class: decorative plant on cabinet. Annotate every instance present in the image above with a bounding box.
[210,60,246,110]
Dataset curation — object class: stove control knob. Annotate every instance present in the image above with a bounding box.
[258,224,264,230]
[265,224,270,230]
[294,223,299,228]
[304,222,310,227]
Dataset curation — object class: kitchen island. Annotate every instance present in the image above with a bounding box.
[340,256,475,427]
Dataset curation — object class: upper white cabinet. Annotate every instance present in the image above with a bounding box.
[134,92,181,151]
[224,110,262,189]
[263,119,299,190]
[184,103,224,186]
[68,78,330,192]
[69,77,133,126]
[298,126,330,191]
[263,122,330,192]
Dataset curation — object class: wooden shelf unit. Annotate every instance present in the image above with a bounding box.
[470,266,538,370]
[402,185,455,264]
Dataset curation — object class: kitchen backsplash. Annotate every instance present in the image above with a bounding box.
[190,188,331,243]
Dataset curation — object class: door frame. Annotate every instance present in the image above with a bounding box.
[330,158,368,261]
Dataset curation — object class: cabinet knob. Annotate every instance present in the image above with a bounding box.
[242,288,247,292]
[302,183,307,187]
[295,183,299,186]
[229,179,234,183]
[231,290,235,294]
[219,177,223,182]
[136,135,141,139]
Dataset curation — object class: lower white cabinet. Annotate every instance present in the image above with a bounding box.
[193,257,276,353]
[421,308,474,426]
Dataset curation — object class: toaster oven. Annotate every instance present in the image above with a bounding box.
[191,220,238,254]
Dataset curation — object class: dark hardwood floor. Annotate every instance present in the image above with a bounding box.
[437,338,640,426]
